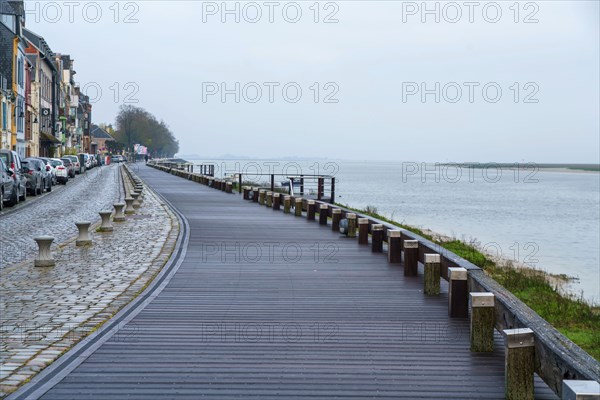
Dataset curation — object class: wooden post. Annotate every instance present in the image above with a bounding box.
[502,328,535,400]
[258,189,265,205]
[294,198,303,216]
[332,209,341,232]
[238,173,243,193]
[319,204,328,225]
[470,292,495,352]
[243,186,250,200]
[266,191,273,207]
[272,193,281,210]
[424,254,441,295]
[270,174,275,192]
[358,218,369,244]
[387,230,401,263]
[562,380,600,400]
[307,200,316,221]
[448,267,468,318]
[226,182,232,193]
[300,176,304,195]
[346,213,357,237]
[403,240,418,276]
[317,177,324,200]
[283,196,291,213]
[330,177,335,204]
[252,187,259,202]
[371,224,383,253]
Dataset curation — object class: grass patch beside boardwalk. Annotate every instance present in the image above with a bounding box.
[338,204,600,361]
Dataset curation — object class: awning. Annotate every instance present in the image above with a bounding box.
[39,131,62,144]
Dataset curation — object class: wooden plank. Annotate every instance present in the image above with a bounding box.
[39,165,557,400]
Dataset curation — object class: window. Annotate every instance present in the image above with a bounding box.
[2,102,6,130]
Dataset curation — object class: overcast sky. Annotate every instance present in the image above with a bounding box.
[26,1,599,162]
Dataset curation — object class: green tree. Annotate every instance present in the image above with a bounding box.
[114,105,179,157]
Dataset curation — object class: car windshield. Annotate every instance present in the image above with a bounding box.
[51,160,62,166]
[0,154,8,166]
[61,159,71,165]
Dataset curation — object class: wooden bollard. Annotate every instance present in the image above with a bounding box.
[283,196,291,213]
[371,224,383,252]
[272,193,281,210]
[98,211,114,232]
[358,218,369,244]
[448,267,468,318]
[403,240,419,276]
[266,191,273,207]
[34,237,55,267]
[113,203,126,222]
[562,380,600,400]
[470,292,495,352]
[387,230,401,263]
[294,198,303,216]
[226,182,232,193]
[258,190,265,205]
[332,209,342,232]
[307,200,316,220]
[319,204,328,225]
[243,186,250,200]
[252,187,259,202]
[75,222,92,246]
[424,253,441,295]
[346,213,357,237]
[222,181,227,192]
[502,328,535,400]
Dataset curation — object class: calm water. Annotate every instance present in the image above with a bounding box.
[190,159,600,303]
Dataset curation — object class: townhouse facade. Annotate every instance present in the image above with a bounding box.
[1,0,92,158]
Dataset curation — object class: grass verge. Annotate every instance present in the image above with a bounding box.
[338,203,600,360]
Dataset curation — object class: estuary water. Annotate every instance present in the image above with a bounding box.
[189,159,600,304]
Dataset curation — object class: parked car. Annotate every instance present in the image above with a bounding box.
[50,158,68,184]
[60,157,75,178]
[78,153,88,173]
[85,154,93,169]
[0,149,27,204]
[37,157,56,186]
[64,155,81,174]
[111,155,123,163]
[0,158,15,211]
[34,158,52,192]
[21,158,45,196]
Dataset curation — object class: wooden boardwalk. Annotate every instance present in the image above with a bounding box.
[36,165,556,399]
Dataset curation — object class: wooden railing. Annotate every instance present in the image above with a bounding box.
[147,160,600,399]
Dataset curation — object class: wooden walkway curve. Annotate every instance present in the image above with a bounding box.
[29,165,556,399]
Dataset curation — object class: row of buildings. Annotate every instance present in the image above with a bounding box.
[0,0,96,159]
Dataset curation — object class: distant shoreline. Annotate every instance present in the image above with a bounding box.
[442,163,600,172]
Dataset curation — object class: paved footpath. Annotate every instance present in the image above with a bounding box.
[0,165,179,397]
[12,164,556,400]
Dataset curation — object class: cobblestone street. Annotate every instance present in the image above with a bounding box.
[0,165,123,268]
[0,165,179,397]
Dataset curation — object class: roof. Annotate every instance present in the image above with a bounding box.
[22,28,57,71]
[90,125,115,140]
[0,0,23,16]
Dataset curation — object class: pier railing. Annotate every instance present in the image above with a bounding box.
[147,160,600,399]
